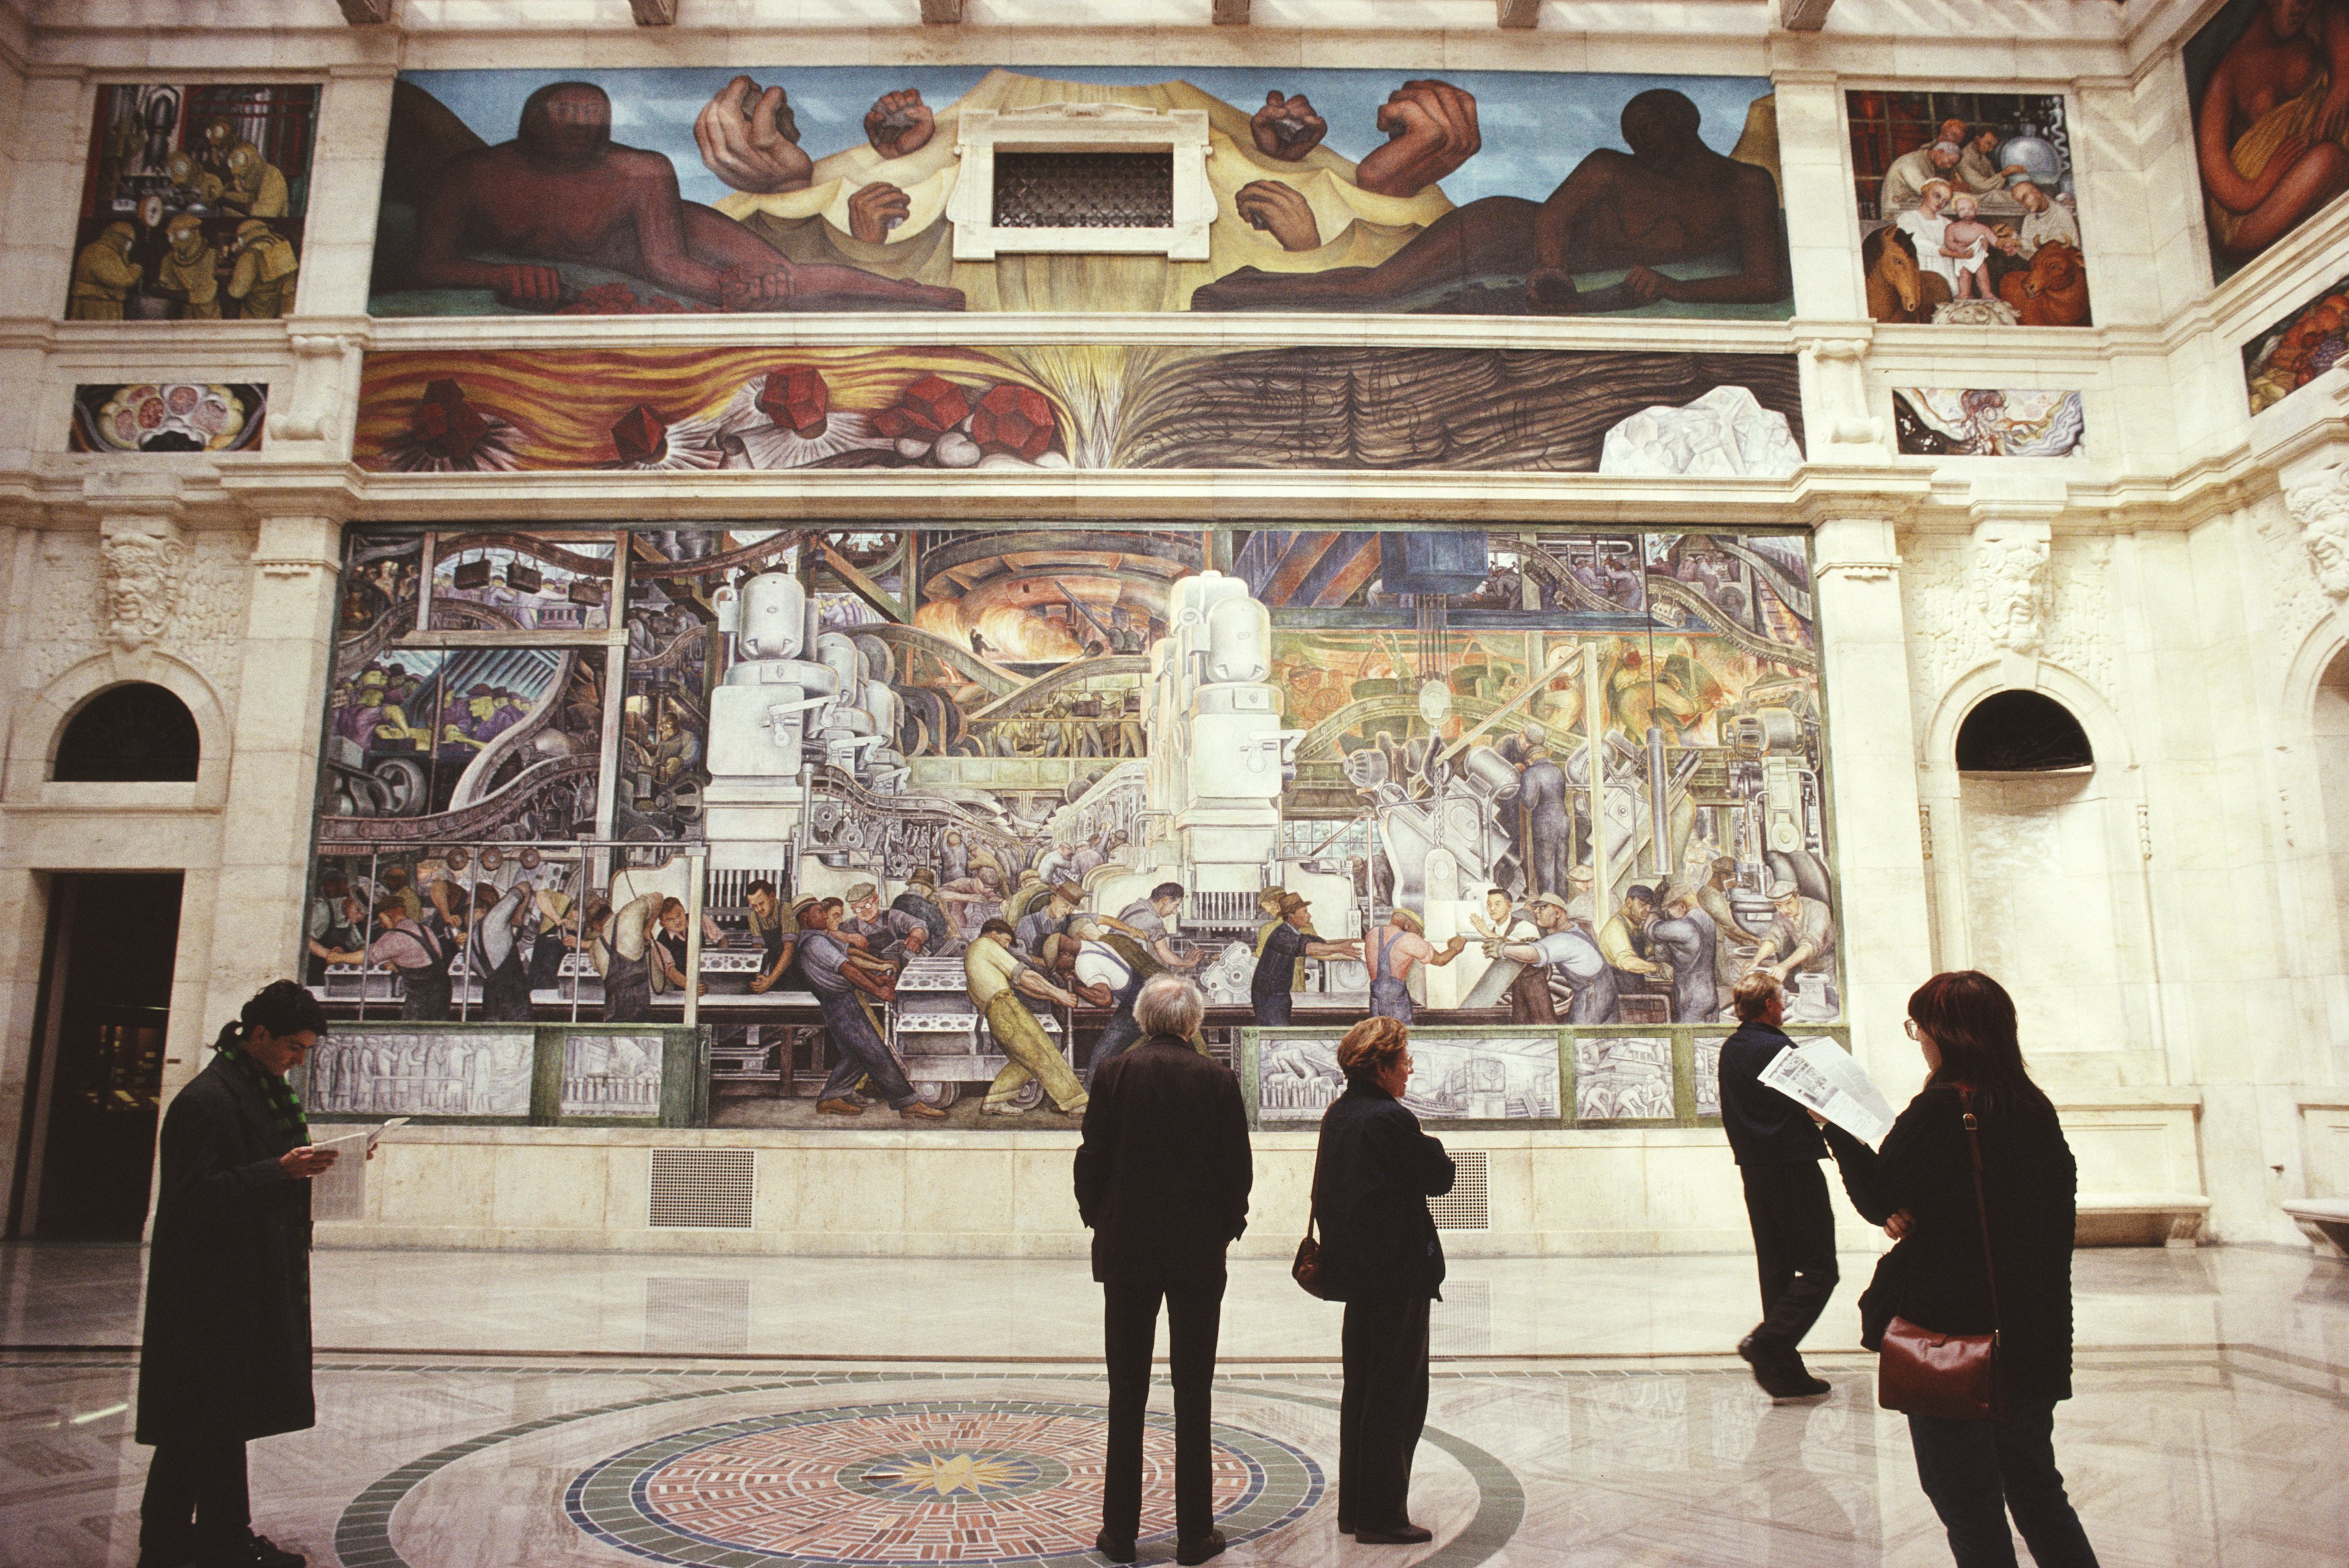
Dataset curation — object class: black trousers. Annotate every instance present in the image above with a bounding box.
[1102,1279,1225,1545]
[1740,1158,1839,1353]
[1338,1294,1431,1531]
[141,1438,250,1556]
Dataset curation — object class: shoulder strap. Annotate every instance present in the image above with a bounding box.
[1959,1087,2002,1334]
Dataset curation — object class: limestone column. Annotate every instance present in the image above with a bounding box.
[199,510,342,1031]
[1812,514,1935,1084]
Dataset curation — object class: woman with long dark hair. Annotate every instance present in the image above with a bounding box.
[1824,971,2099,1568]
[136,980,335,1568]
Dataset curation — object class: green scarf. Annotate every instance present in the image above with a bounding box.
[218,1042,310,1148]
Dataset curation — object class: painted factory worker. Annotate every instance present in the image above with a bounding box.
[1073,976,1252,1568]
[964,917,1089,1118]
[801,899,944,1121]
[1112,882,1206,971]
[1066,916,1153,1070]
[1250,893,1361,1027]
[843,885,927,962]
[743,879,797,994]
[138,981,342,1568]
[1364,907,1467,1023]
[1497,893,1617,1024]
[890,868,953,953]
[1310,1017,1454,1544]
[312,901,453,1021]
[595,890,668,1023]
[1822,971,2098,1568]
[1718,970,1836,1400]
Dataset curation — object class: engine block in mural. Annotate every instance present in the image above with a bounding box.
[303,525,1840,1128]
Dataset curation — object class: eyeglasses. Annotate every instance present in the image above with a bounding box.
[1903,1019,1923,1040]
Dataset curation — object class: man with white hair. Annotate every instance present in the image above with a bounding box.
[1876,137,1964,217]
[1073,975,1252,1568]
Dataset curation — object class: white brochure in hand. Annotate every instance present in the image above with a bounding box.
[1757,1041,1897,1147]
[309,1117,410,1153]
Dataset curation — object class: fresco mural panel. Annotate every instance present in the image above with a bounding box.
[68,83,317,321]
[2244,270,2349,412]
[1847,90,2089,327]
[2186,0,2349,285]
[371,65,1792,320]
[302,524,1838,1128]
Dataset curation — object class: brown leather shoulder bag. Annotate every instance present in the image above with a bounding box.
[1877,1088,2002,1421]
[1293,1172,1326,1298]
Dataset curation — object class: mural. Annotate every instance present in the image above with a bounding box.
[305,524,1838,1126]
[1847,90,2090,327]
[2186,0,2349,284]
[68,83,317,321]
[303,1029,533,1117]
[2244,271,2349,412]
[371,65,1792,319]
[69,382,265,453]
[353,346,1806,477]
[1891,388,2087,457]
[1256,1030,1563,1122]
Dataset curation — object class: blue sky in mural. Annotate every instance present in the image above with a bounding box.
[403,65,1776,210]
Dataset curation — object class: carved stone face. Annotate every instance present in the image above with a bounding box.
[100,529,187,651]
[1975,532,2047,655]
[2292,481,2349,600]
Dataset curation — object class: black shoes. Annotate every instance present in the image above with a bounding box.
[1093,1530,1137,1563]
[1176,1528,1228,1564]
[1354,1523,1435,1544]
[1738,1334,1831,1401]
[248,1537,306,1568]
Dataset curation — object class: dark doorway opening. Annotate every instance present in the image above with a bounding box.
[52,683,201,782]
[10,873,185,1240]
[1955,689,2094,773]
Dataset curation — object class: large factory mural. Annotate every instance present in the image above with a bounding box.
[2186,0,2349,284]
[352,346,1806,477]
[1847,90,2090,327]
[370,65,1792,319]
[304,524,1839,1128]
[67,83,317,321]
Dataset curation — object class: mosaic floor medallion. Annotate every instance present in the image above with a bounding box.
[564,1399,1324,1567]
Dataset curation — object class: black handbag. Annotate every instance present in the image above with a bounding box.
[1292,1185,1326,1298]
[1876,1088,2002,1421]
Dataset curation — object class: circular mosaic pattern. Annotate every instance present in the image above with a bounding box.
[564,1399,1324,1567]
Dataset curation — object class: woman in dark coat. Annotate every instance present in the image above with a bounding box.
[138,981,338,1568]
[1310,1016,1455,1545]
[1822,971,2100,1568]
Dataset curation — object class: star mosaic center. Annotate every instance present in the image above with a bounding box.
[564,1399,1323,1568]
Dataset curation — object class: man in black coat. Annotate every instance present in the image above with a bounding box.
[1717,970,1836,1399]
[138,981,338,1568]
[1072,974,1252,1567]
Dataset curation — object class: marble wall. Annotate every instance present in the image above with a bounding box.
[0,0,2343,1252]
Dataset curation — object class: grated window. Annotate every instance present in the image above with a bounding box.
[1430,1149,1490,1231]
[648,1148,755,1230]
[993,151,1173,229]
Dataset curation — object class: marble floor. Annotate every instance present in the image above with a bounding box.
[0,1244,2342,1568]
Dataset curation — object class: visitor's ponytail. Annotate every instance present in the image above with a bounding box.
[215,978,328,1055]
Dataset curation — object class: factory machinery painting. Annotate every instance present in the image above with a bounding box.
[305,525,1838,1128]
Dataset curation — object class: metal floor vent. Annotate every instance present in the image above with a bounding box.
[1430,1150,1490,1231]
[1432,1278,1492,1356]
[644,1276,751,1354]
[648,1148,755,1229]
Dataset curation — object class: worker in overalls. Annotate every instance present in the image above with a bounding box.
[597,890,667,1024]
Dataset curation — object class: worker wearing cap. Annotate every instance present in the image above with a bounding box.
[1500,893,1618,1024]
[1250,894,1362,1027]
[1749,880,1835,986]
[1017,881,1087,969]
[892,868,953,952]
[841,881,928,964]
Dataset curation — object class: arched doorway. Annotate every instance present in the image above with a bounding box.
[51,682,201,782]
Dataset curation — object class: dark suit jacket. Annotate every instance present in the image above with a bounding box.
[136,1053,316,1446]
[1310,1080,1455,1301]
[1074,1035,1253,1288]
[1718,1021,1828,1165]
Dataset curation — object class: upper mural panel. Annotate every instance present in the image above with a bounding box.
[2188,0,2349,285]
[68,83,317,321]
[1847,90,2089,327]
[370,66,1793,319]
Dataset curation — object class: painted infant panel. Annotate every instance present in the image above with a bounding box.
[1252,1029,1564,1123]
[2244,270,2349,412]
[1892,389,2087,458]
[373,65,1791,319]
[351,345,1805,477]
[68,382,265,454]
[1848,90,2089,327]
[2186,0,2349,284]
[68,83,317,321]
